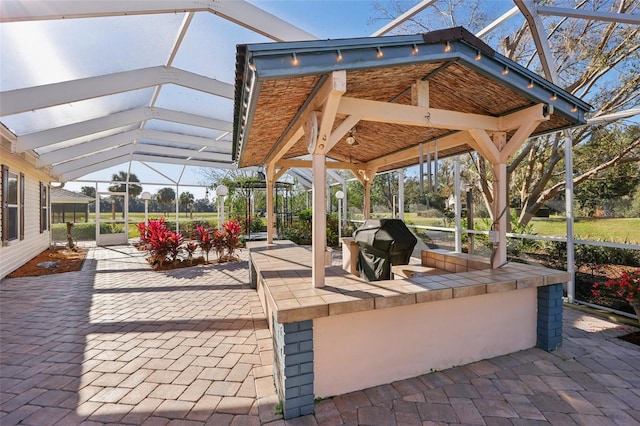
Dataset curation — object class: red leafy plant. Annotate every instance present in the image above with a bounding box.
[224,219,242,258]
[212,229,226,261]
[592,269,640,306]
[184,242,198,263]
[195,225,214,263]
[138,218,184,268]
[166,231,184,263]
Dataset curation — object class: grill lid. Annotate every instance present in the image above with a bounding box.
[353,219,417,265]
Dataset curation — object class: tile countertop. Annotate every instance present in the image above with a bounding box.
[247,241,570,324]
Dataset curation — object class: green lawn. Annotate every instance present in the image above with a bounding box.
[529,217,640,244]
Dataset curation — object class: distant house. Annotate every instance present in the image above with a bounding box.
[1,136,53,279]
[51,187,93,223]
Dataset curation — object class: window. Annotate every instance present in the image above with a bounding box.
[20,173,24,240]
[1,165,18,242]
[1,166,25,242]
[40,183,48,232]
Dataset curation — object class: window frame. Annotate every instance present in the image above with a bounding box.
[40,182,49,233]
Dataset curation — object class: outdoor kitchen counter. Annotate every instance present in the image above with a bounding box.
[247,240,570,324]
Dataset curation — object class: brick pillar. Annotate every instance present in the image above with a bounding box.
[272,317,314,419]
[537,283,563,351]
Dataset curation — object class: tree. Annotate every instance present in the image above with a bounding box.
[375,0,640,225]
[80,186,95,199]
[573,125,640,215]
[179,192,195,217]
[194,197,214,213]
[108,171,142,198]
[156,187,176,214]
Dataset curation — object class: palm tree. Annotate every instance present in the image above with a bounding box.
[156,187,176,214]
[108,171,142,198]
[179,191,195,218]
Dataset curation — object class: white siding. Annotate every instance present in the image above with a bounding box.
[1,146,52,279]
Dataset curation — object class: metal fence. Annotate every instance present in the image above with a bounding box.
[349,219,640,319]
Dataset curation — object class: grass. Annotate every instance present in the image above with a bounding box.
[529,217,640,244]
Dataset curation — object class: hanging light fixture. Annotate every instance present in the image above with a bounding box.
[550,93,558,101]
[291,52,299,66]
[527,80,534,89]
[336,49,343,62]
[376,46,383,58]
[346,128,359,146]
[412,44,419,55]
[444,41,451,52]
[475,50,482,61]
[502,65,509,75]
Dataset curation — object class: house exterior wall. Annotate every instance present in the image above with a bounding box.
[1,144,52,279]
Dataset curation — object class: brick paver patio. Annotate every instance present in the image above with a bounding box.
[1,244,639,425]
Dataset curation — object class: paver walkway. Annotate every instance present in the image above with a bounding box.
[1,244,639,425]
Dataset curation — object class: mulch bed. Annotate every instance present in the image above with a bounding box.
[149,255,241,270]
[7,247,88,278]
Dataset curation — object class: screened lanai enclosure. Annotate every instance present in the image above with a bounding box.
[0,1,638,420]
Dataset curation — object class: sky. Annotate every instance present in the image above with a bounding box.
[9,0,626,201]
[56,1,403,199]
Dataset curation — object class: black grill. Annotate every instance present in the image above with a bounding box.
[353,219,417,281]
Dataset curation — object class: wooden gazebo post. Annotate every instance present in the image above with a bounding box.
[266,165,275,244]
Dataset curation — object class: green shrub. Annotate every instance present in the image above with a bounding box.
[576,243,640,269]
[51,223,96,241]
[250,216,264,233]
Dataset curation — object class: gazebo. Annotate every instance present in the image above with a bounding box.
[234,28,590,418]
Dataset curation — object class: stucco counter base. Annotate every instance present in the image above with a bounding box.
[247,240,567,419]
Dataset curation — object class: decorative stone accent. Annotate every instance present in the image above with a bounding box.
[537,283,563,351]
[272,317,314,419]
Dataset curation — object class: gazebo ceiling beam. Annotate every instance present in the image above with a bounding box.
[500,119,547,162]
[15,107,232,152]
[314,70,347,155]
[0,0,318,42]
[276,159,359,172]
[365,131,472,171]
[326,115,362,152]
[264,71,345,166]
[1,66,234,117]
[467,128,500,164]
[336,97,549,133]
